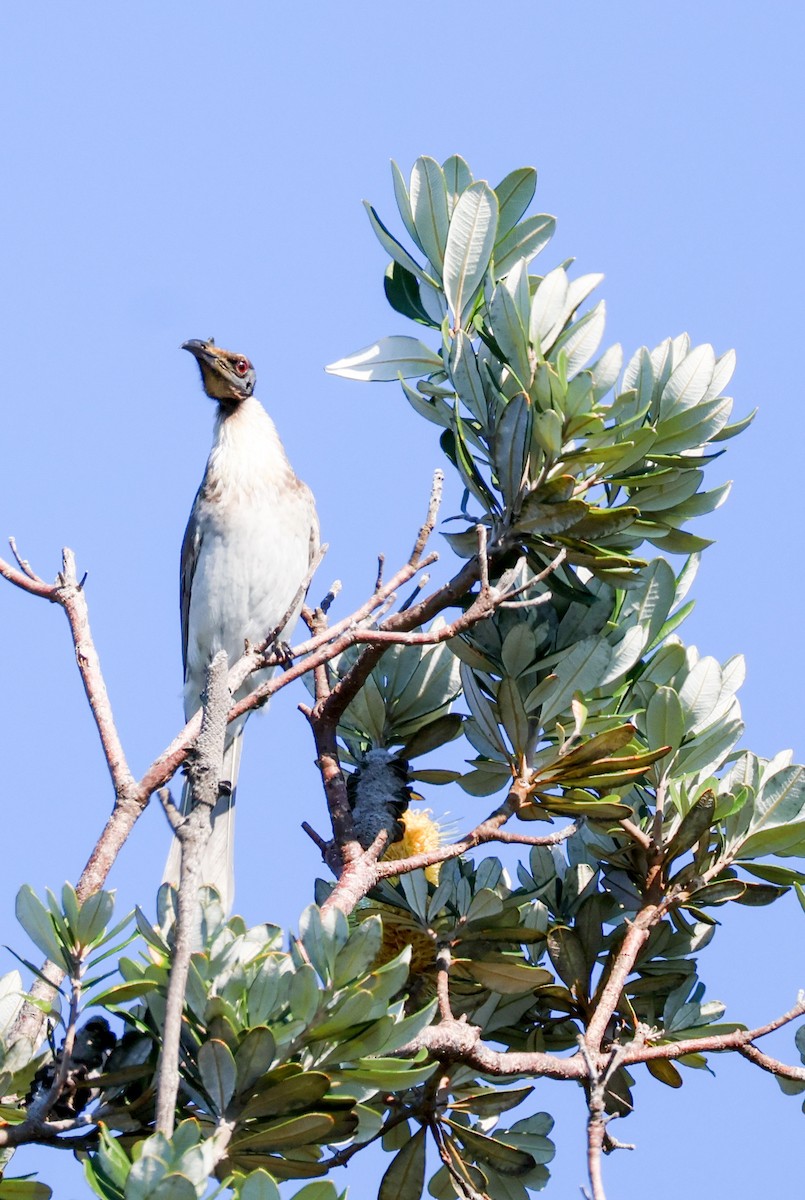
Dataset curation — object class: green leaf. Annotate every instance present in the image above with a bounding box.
[495,214,555,279]
[546,926,589,999]
[0,1184,54,1200]
[495,392,532,508]
[497,678,530,757]
[236,1171,281,1200]
[75,890,116,949]
[442,155,473,213]
[325,336,442,382]
[240,1071,331,1122]
[14,885,67,969]
[235,1027,277,1095]
[333,916,384,987]
[410,156,450,273]
[659,344,715,420]
[362,201,434,283]
[646,1058,683,1088]
[231,1112,336,1152]
[451,1085,534,1118]
[532,408,563,458]
[489,286,530,385]
[443,181,499,325]
[198,1038,237,1115]
[444,1119,535,1174]
[665,791,716,867]
[645,687,685,756]
[464,958,553,994]
[686,879,746,906]
[495,167,537,239]
[378,1126,426,1200]
[148,1178,197,1200]
[288,1185,340,1200]
[449,331,488,425]
[384,262,436,326]
[390,159,420,247]
[332,1055,437,1091]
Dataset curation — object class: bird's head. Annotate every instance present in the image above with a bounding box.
[182,338,256,404]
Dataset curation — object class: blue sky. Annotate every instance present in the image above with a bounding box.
[1,2,803,1195]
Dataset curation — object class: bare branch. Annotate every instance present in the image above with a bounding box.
[155,652,230,1137]
[584,908,660,1053]
[736,1043,805,1081]
[621,994,805,1065]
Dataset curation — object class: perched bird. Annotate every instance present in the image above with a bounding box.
[163,339,319,911]
[26,1017,117,1119]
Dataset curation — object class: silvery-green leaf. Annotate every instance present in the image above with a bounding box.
[399,378,453,429]
[497,677,530,756]
[449,331,487,424]
[418,278,448,324]
[15,886,67,969]
[659,343,716,420]
[495,392,532,507]
[529,267,568,354]
[443,181,499,325]
[0,972,22,1037]
[376,999,438,1057]
[590,344,623,401]
[489,284,531,384]
[505,258,532,330]
[652,396,732,454]
[495,166,537,239]
[325,336,442,382]
[75,889,115,948]
[669,332,691,366]
[409,156,450,274]
[400,870,429,922]
[540,638,613,726]
[494,213,555,279]
[702,348,736,401]
[460,664,510,758]
[442,154,473,215]
[551,301,606,377]
[532,409,563,457]
[675,718,744,777]
[645,687,685,755]
[631,469,704,513]
[501,625,538,678]
[362,201,433,282]
[662,481,731,522]
[649,338,675,400]
[751,765,805,829]
[600,625,649,686]
[678,656,722,733]
[619,557,677,648]
[390,159,421,249]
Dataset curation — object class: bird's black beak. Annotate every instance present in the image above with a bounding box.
[181,339,213,361]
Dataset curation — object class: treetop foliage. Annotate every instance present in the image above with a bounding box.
[1,154,802,1200]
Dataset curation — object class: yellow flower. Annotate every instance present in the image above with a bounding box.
[382,807,443,884]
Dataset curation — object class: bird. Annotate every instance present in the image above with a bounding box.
[163,339,320,912]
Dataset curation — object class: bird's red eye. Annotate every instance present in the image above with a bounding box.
[235,359,249,376]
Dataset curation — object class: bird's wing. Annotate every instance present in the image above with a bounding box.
[180,493,204,677]
[308,499,321,566]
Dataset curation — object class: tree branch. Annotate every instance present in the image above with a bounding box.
[155,652,230,1137]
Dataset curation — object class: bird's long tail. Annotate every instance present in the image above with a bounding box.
[162,725,244,915]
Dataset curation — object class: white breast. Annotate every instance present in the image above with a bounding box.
[183,397,316,719]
